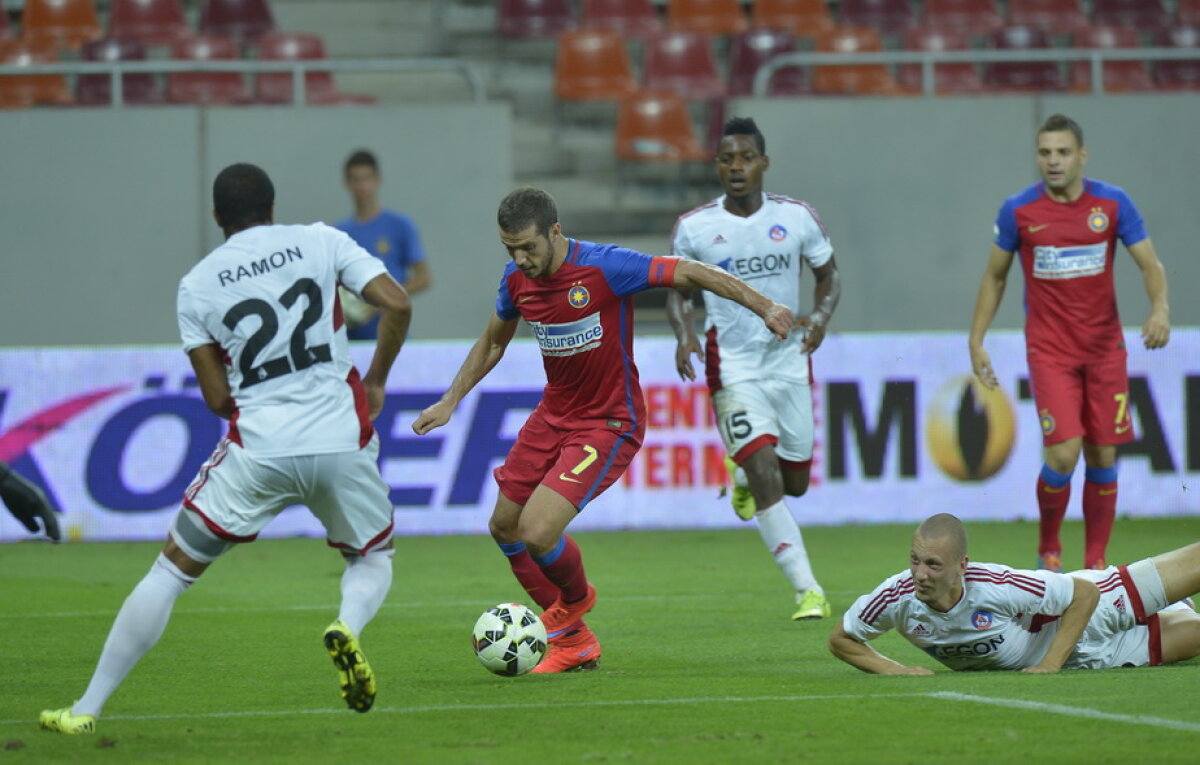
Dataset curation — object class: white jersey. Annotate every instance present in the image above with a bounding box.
[671,193,833,388]
[177,223,387,458]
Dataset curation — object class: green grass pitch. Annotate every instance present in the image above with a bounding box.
[3,516,1198,763]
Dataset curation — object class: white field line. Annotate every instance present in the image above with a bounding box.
[929,691,1200,733]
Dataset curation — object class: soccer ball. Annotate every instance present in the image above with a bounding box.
[472,603,548,676]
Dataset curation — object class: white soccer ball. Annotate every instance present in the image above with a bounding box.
[472,603,548,676]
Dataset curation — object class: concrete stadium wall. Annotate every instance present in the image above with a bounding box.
[0,104,512,346]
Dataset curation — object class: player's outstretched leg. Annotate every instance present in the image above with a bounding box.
[323,620,376,712]
[325,549,391,712]
[723,455,757,521]
[1082,465,1118,569]
[531,620,602,674]
[1036,464,1072,572]
[533,535,597,638]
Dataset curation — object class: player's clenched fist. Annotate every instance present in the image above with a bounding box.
[412,401,454,435]
[762,302,793,340]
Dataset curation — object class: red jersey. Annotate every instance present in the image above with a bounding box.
[994,179,1147,358]
[496,239,678,430]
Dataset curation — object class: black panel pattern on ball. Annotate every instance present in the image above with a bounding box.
[484,629,507,642]
[473,637,491,651]
[520,612,538,627]
[485,606,502,618]
[497,607,514,625]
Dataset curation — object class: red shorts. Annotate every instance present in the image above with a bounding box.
[1028,352,1133,447]
[493,408,643,510]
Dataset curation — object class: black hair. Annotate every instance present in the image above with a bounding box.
[344,149,379,175]
[497,187,558,238]
[1038,114,1084,148]
[213,163,274,233]
[721,116,766,154]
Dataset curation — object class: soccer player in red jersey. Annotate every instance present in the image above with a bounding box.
[412,187,794,673]
[968,114,1170,572]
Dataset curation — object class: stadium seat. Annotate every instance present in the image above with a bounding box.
[666,0,749,36]
[580,0,662,39]
[554,28,638,102]
[812,25,898,95]
[898,26,983,94]
[0,0,11,41]
[198,0,275,44]
[1153,26,1200,90]
[728,27,808,96]
[1181,0,1200,27]
[0,40,72,108]
[108,0,189,48]
[1091,0,1170,34]
[497,0,574,38]
[1068,26,1152,92]
[20,0,102,52]
[922,0,1003,38]
[75,37,163,105]
[1006,0,1089,36]
[643,30,725,100]
[254,33,375,105]
[615,89,708,162]
[166,35,250,105]
[837,0,913,40]
[752,0,835,42]
[983,25,1064,91]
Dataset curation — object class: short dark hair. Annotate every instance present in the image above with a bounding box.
[213,163,274,232]
[721,116,766,154]
[1038,114,1084,148]
[497,187,558,238]
[915,513,969,561]
[344,149,379,175]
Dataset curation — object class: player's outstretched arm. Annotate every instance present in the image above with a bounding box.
[188,344,236,420]
[1022,576,1100,674]
[672,260,792,339]
[828,624,934,675]
[1126,238,1170,350]
[361,273,413,419]
[0,461,61,541]
[412,314,518,435]
[797,256,842,355]
[967,245,1016,390]
[665,289,703,381]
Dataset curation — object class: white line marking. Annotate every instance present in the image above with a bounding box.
[930,692,1200,733]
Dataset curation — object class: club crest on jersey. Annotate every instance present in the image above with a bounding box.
[568,284,591,309]
[769,224,788,242]
[971,610,994,630]
[1040,409,1056,435]
[1087,207,1110,233]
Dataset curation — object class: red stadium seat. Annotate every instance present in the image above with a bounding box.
[728,27,809,96]
[922,0,1003,38]
[166,35,250,105]
[984,25,1064,91]
[198,0,275,44]
[497,0,574,38]
[752,0,835,41]
[1181,0,1200,27]
[580,0,662,39]
[0,39,72,108]
[108,0,189,47]
[1007,0,1089,36]
[666,0,749,37]
[254,33,375,105]
[898,26,983,93]
[554,28,638,102]
[1068,26,1152,92]
[615,89,708,162]
[837,0,913,39]
[812,25,898,94]
[20,0,102,52]
[75,37,163,105]
[1154,26,1200,90]
[643,30,725,100]
[1091,0,1170,34]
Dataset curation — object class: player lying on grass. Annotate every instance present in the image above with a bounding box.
[829,513,1200,674]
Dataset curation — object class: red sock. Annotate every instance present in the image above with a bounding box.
[1083,479,1117,569]
[534,535,589,603]
[499,544,559,609]
[1037,470,1072,557]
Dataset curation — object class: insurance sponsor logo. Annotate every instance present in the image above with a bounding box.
[1032,243,1106,280]
[529,313,603,357]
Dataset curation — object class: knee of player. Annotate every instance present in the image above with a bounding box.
[487,516,519,542]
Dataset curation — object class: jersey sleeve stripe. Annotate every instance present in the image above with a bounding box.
[964,571,1046,597]
[859,578,914,623]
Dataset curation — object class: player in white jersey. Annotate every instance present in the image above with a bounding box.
[40,164,412,735]
[668,117,842,621]
[830,513,1200,674]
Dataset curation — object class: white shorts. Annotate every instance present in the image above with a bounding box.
[1065,561,1168,669]
[711,378,813,465]
[177,434,393,557]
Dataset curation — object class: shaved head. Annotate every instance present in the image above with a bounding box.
[914,513,968,562]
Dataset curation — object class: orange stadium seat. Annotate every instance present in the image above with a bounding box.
[643,30,725,100]
[837,0,913,39]
[922,0,1003,38]
[198,0,275,44]
[812,25,898,94]
[1068,26,1152,92]
[166,35,250,105]
[20,0,102,52]
[75,37,163,105]
[898,26,983,93]
[108,0,190,48]
[984,25,1064,91]
[580,0,662,39]
[728,27,808,96]
[254,33,375,105]
[752,0,834,42]
[1092,0,1170,34]
[1181,0,1200,27]
[0,39,72,108]
[1007,0,1089,36]
[666,0,748,37]
[554,28,637,101]
[615,89,708,162]
[1154,26,1200,90]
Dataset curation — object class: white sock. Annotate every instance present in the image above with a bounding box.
[755,499,822,595]
[73,554,194,718]
[337,549,394,636]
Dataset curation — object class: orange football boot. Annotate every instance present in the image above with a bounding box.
[531,624,601,674]
[539,584,597,639]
